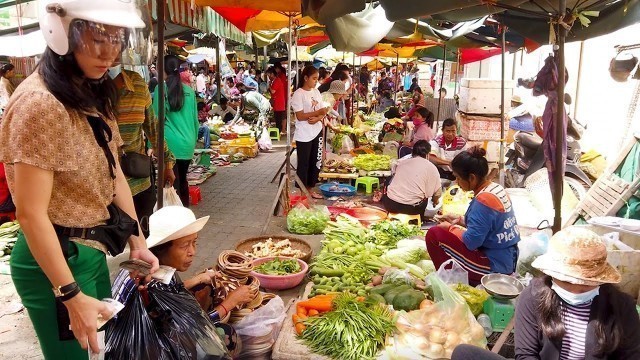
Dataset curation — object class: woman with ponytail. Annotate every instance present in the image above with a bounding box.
[153,55,199,207]
[425,146,520,285]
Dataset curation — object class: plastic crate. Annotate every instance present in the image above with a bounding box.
[483,297,515,332]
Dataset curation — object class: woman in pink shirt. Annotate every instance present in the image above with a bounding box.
[398,107,435,158]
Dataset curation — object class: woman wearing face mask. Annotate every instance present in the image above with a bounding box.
[452,226,640,360]
[0,1,159,357]
[398,107,434,159]
[425,147,520,286]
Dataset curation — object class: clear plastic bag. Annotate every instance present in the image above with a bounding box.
[382,268,415,287]
[286,204,330,235]
[516,230,551,276]
[436,259,469,285]
[154,187,183,211]
[389,273,487,359]
[233,296,285,340]
[339,135,354,154]
[258,127,273,152]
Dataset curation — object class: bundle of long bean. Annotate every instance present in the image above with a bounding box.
[300,293,395,360]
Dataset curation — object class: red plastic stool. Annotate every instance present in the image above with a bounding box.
[189,186,202,206]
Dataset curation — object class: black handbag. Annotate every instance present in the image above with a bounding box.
[120,152,152,178]
[54,204,139,257]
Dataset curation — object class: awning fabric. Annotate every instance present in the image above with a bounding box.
[149,0,250,45]
[212,7,315,32]
[195,0,301,12]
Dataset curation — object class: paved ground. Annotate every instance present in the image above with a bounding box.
[0,140,324,359]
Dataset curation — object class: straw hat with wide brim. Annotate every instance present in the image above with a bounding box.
[147,206,210,248]
[511,95,523,104]
[531,226,621,286]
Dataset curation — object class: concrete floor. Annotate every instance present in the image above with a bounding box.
[0,141,324,360]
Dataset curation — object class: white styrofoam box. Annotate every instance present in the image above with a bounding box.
[468,140,503,163]
[459,78,516,115]
[457,111,508,141]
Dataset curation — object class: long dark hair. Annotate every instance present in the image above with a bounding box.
[38,47,118,118]
[0,63,14,78]
[535,276,626,356]
[164,55,184,111]
[318,63,349,92]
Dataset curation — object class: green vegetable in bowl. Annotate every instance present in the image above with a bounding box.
[254,258,301,275]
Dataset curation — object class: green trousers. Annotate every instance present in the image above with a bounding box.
[10,232,111,360]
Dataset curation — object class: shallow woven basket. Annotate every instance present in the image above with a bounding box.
[235,235,313,263]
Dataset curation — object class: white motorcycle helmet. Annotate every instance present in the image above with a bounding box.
[39,0,146,56]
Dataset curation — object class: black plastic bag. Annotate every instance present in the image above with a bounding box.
[104,283,172,360]
[147,280,231,360]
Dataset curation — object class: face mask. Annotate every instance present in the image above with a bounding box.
[413,118,423,127]
[551,281,600,305]
[107,65,122,79]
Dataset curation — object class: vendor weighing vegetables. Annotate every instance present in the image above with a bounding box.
[426,147,520,285]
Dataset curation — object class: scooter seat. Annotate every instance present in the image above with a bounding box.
[516,132,543,149]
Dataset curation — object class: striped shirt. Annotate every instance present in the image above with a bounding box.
[560,300,592,360]
[116,70,175,195]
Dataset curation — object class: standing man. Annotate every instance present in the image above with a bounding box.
[196,69,207,97]
[111,66,176,236]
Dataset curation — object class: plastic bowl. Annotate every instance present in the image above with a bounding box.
[250,257,308,290]
[319,183,357,198]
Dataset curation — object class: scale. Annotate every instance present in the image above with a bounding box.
[481,274,525,332]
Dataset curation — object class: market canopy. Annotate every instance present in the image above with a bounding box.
[211,7,315,32]
[195,0,301,12]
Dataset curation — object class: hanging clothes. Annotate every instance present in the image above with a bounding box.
[532,55,568,201]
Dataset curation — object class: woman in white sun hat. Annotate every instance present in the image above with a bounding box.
[453,226,640,360]
[112,206,251,356]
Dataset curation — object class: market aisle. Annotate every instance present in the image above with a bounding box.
[186,145,289,277]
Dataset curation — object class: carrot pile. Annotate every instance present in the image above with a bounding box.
[292,294,337,335]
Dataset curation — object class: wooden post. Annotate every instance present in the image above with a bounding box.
[156,0,166,209]
[215,35,221,104]
[574,41,585,118]
[553,0,567,233]
[436,44,447,128]
[499,28,506,184]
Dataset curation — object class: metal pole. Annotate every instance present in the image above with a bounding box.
[156,0,166,209]
[215,36,221,104]
[499,28,506,184]
[553,1,567,233]
[263,46,268,71]
[454,50,460,95]
[352,52,356,120]
[436,44,446,128]
[357,55,362,114]
[478,60,482,78]
[285,16,293,180]
[574,41,585,118]
[394,53,399,103]
[512,49,518,80]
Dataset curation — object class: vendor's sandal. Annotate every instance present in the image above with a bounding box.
[311,192,324,199]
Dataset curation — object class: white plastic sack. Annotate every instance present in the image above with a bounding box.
[325,5,393,53]
[436,259,469,285]
[234,296,285,341]
[154,187,183,211]
[258,127,273,151]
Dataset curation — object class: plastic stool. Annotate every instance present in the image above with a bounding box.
[189,186,202,206]
[354,176,380,194]
[268,127,280,141]
[388,213,422,227]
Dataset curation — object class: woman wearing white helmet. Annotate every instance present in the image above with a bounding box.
[0,1,159,358]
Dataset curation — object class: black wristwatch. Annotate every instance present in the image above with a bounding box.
[53,282,80,302]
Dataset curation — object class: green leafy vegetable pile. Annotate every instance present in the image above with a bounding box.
[353,154,391,171]
[286,205,330,235]
[368,220,422,248]
[254,257,301,275]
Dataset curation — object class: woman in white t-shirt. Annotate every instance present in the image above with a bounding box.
[291,66,330,199]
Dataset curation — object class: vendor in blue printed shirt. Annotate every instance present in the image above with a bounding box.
[425,146,520,285]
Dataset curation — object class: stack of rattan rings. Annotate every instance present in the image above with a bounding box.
[214,250,275,323]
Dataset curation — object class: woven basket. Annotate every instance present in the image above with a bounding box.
[235,236,313,263]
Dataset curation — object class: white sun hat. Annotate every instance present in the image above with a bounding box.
[147,206,209,249]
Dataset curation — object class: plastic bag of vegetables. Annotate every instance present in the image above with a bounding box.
[382,268,415,287]
[286,204,330,235]
[390,273,487,359]
[450,283,490,317]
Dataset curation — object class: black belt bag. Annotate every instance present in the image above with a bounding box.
[54,204,139,257]
[120,152,152,178]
